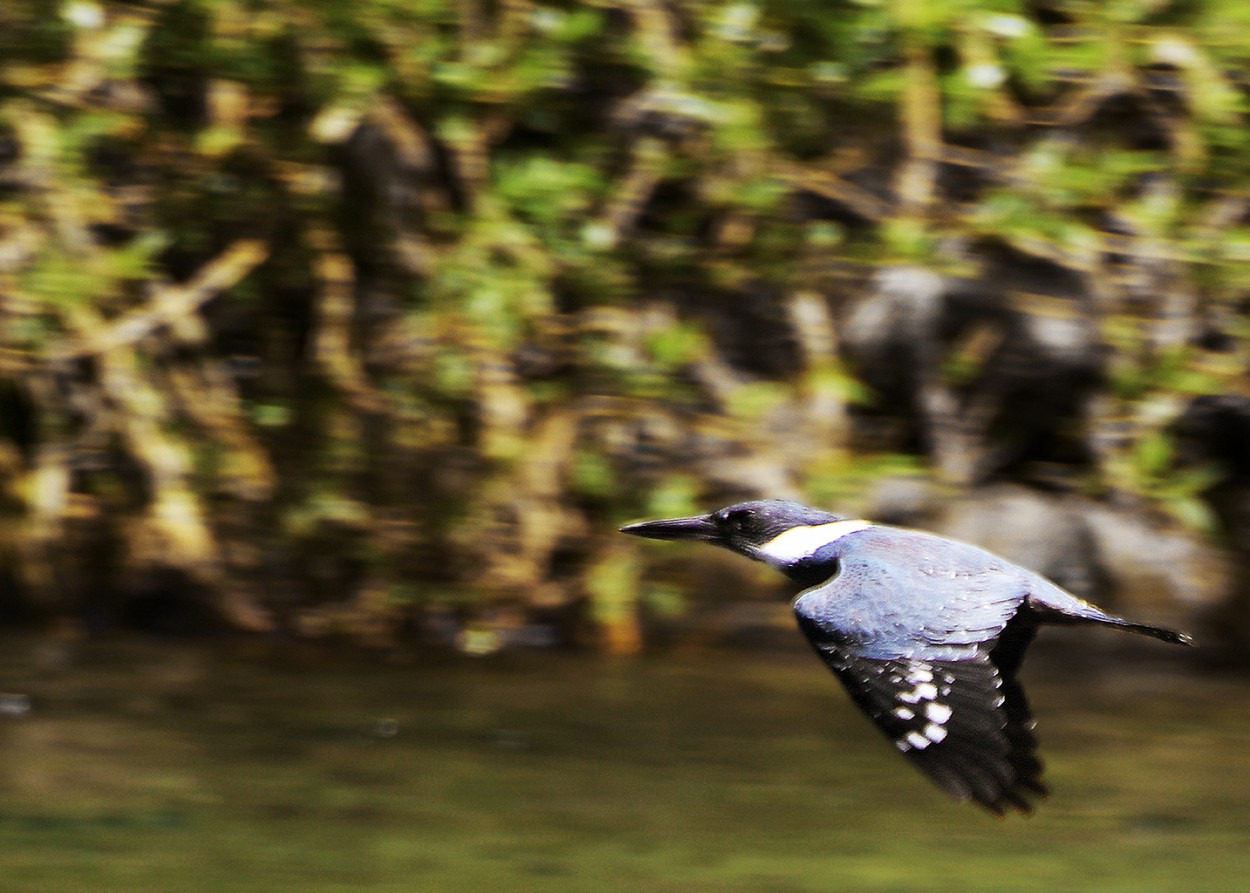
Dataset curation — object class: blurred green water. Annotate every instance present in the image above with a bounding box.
[0,636,1246,893]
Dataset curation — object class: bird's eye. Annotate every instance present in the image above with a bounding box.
[721,509,753,531]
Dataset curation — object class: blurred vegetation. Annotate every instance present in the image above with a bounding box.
[1,0,1249,651]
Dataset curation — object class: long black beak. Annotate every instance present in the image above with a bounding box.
[619,514,718,542]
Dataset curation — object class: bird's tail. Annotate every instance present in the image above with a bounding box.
[1100,616,1194,647]
[1027,587,1195,646]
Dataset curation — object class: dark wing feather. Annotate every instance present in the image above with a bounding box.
[799,633,1047,815]
[790,527,1049,814]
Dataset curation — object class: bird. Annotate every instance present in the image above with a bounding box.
[620,499,1194,816]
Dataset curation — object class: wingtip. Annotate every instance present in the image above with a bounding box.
[975,777,1048,818]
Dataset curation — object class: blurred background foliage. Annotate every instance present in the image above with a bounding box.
[2,0,1250,654]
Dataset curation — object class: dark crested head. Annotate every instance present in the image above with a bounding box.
[619,499,848,558]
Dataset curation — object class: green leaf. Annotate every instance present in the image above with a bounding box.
[571,447,616,499]
[646,320,708,367]
[645,475,702,520]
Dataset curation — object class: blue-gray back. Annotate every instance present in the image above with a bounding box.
[793,526,1032,662]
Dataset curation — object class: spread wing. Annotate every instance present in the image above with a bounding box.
[796,626,1046,814]
[792,532,1047,814]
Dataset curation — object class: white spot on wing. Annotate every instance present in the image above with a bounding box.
[905,730,931,750]
[897,681,938,704]
[755,519,872,565]
[925,702,952,725]
[923,722,948,743]
[905,665,934,684]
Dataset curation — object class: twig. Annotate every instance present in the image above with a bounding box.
[49,240,269,361]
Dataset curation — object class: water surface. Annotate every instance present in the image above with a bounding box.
[0,636,1245,892]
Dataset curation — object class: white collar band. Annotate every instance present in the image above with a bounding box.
[755,519,872,565]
